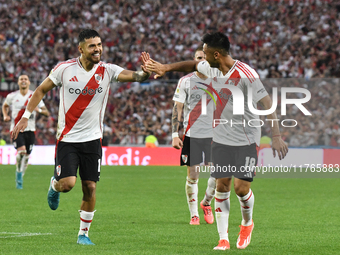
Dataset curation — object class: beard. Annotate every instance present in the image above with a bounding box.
[208,61,219,68]
[86,53,101,64]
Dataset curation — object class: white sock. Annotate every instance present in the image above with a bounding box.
[215,191,230,241]
[237,189,254,226]
[21,155,30,176]
[78,210,95,237]
[16,152,24,172]
[186,177,198,218]
[51,178,58,192]
[202,177,216,205]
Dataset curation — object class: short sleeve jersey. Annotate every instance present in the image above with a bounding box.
[49,58,124,143]
[172,72,214,138]
[197,60,268,146]
[4,90,45,132]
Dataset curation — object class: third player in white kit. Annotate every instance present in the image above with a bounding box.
[172,47,216,225]
[2,74,49,189]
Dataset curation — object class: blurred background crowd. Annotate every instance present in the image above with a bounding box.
[0,0,339,147]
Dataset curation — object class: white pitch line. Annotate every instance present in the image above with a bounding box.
[0,232,52,239]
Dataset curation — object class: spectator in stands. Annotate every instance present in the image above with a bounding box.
[1,0,340,147]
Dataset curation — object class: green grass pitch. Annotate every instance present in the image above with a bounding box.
[0,165,340,254]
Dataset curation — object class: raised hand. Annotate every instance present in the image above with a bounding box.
[140,52,151,75]
[142,54,166,79]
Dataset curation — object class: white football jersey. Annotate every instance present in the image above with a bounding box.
[197,60,268,146]
[49,58,124,143]
[4,90,45,132]
[172,72,214,138]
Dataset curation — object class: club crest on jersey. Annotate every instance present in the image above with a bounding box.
[227,79,235,86]
[182,155,188,163]
[56,165,61,176]
[95,74,103,84]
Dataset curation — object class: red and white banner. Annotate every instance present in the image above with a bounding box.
[0,146,339,166]
[101,147,180,166]
[0,145,181,166]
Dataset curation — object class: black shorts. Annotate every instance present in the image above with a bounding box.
[211,142,258,182]
[180,136,212,166]
[54,139,102,182]
[13,131,35,154]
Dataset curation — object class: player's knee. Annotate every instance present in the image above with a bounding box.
[62,184,74,192]
[216,182,229,192]
[59,180,76,192]
[82,181,96,194]
[17,149,26,156]
[234,185,249,197]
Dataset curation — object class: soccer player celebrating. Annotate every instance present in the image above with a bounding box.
[12,29,150,245]
[172,47,216,225]
[2,74,49,189]
[144,32,288,250]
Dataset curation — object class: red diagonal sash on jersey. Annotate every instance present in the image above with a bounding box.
[58,66,105,141]
[183,81,215,137]
[213,70,241,127]
[14,94,32,126]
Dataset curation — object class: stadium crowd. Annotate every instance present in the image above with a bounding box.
[0,0,340,147]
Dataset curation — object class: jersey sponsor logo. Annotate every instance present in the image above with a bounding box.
[69,86,103,95]
[56,164,61,176]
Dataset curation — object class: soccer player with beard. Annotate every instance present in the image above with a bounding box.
[172,47,216,225]
[2,74,49,189]
[12,29,150,245]
[144,32,288,250]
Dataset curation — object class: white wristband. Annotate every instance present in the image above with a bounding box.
[22,109,32,119]
[172,132,179,139]
[38,108,42,113]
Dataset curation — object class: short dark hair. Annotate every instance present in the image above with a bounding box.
[78,29,101,44]
[195,46,204,53]
[201,32,230,55]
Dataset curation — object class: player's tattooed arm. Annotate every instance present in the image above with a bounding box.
[172,102,184,132]
[172,104,179,133]
[172,101,184,149]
